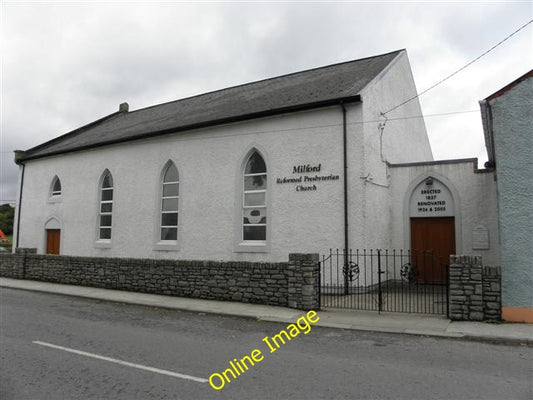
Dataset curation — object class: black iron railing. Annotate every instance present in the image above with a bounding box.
[319,249,449,315]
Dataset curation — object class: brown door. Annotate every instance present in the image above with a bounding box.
[410,217,455,283]
[46,229,60,255]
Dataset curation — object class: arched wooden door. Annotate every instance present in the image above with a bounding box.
[410,217,455,283]
[409,177,456,284]
[46,229,60,255]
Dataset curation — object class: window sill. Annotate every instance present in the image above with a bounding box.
[153,242,180,251]
[94,240,112,249]
[234,241,269,253]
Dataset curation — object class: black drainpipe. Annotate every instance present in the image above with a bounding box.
[340,102,349,294]
[14,152,25,250]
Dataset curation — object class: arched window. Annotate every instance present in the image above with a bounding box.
[50,176,62,197]
[243,151,267,241]
[98,171,114,240]
[160,162,179,241]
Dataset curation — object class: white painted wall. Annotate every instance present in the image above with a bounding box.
[18,107,354,262]
[17,116,497,265]
[389,160,500,266]
[18,52,489,266]
[347,50,433,251]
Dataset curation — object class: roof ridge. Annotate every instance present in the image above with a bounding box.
[21,48,405,161]
[127,49,405,115]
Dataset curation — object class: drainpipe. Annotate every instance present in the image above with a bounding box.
[14,151,26,250]
[340,102,349,294]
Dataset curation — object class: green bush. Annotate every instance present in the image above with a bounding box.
[0,204,15,235]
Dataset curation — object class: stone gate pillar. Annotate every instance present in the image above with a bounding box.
[287,253,320,311]
[449,255,501,321]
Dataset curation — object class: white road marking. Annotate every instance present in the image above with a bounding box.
[33,341,208,383]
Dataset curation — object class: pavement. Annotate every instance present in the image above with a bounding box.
[1,277,532,345]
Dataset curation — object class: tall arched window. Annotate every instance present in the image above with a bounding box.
[160,162,179,241]
[98,170,114,240]
[243,151,267,241]
[50,176,62,197]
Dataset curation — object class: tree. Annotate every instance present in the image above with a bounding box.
[0,204,15,235]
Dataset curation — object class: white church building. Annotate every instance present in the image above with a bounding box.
[12,49,499,270]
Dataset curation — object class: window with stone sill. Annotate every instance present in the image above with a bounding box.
[98,171,113,240]
[50,176,62,198]
[242,151,267,242]
[160,162,179,242]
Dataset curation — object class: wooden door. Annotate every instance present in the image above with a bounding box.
[46,229,60,255]
[410,217,455,283]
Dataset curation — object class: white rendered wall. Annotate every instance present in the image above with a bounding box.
[347,50,433,251]
[17,53,463,264]
[18,107,357,262]
[16,120,499,266]
[389,160,500,266]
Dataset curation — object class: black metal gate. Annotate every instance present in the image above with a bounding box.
[319,249,449,315]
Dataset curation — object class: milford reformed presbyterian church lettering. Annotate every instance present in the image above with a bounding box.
[293,164,322,174]
[276,163,340,192]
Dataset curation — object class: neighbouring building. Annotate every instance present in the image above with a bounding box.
[480,70,533,323]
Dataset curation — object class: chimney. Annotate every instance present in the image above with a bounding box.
[14,150,26,165]
[119,102,129,113]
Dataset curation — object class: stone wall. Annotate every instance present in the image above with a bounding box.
[449,255,501,321]
[0,250,320,311]
[482,266,502,321]
[286,253,320,311]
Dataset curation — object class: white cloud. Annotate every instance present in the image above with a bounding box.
[1,1,532,203]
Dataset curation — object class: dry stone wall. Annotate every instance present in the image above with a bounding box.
[0,249,320,311]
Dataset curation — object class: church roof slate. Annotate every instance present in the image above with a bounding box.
[21,50,403,161]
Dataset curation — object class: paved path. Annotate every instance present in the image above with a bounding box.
[1,278,531,344]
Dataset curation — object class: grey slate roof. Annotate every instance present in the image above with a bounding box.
[22,50,403,161]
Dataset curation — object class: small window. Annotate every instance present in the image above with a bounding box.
[160,162,179,241]
[98,171,114,240]
[50,176,62,197]
[243,151,267,241]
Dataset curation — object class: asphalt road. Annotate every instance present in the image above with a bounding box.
[0,288,531,400]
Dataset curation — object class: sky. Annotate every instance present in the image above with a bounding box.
[1,1,532,204]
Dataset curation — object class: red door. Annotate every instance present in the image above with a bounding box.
[410,218,455,283]
[46,229,60,255]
